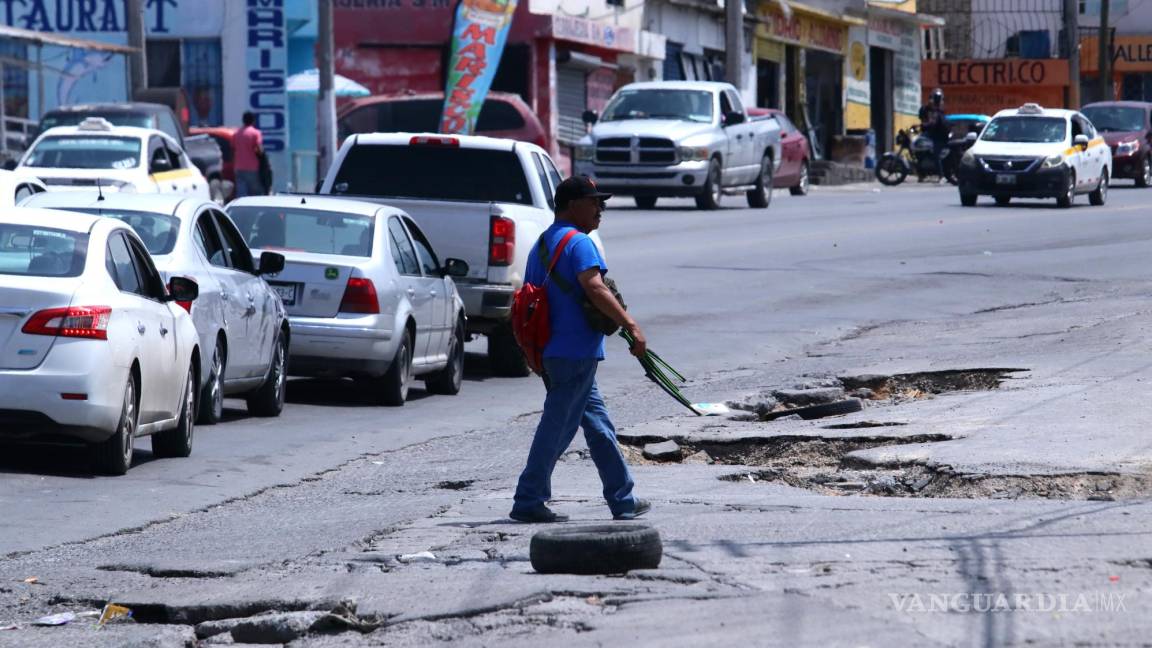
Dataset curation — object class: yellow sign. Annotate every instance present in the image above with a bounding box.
[756,6,848,54]
[850,41,867,81]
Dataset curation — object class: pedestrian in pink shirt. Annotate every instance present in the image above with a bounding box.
[233,112,266,197]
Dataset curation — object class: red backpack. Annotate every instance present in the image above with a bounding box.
[510,229,580,375]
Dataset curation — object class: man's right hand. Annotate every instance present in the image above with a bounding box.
[625,322,647,358]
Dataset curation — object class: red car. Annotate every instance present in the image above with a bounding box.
[1081,101,1152,186]
[190,126,236,184]
[337,91,548,149]
[748,108,811,196]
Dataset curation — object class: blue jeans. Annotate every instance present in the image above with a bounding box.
[235,170,265,197]
[512,357,638,518]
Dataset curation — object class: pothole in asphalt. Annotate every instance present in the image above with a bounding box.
[435,480,474,491]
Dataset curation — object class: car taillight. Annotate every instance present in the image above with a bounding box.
[339,277,379,314]
[22,306,112,340]
[489,216,515,266]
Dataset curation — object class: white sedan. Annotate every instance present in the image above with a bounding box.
[23,192,290,425]
[0,170,48,205]
[226,195,468,405]
[0,208,201,475]
[16,117,210,199]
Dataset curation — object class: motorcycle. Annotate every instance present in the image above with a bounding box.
[875,116,989,186]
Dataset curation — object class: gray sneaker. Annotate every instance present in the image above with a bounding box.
[613,499,651,520]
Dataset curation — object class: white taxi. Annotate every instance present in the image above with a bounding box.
[17,117,210,200]
[957,103,1112,208]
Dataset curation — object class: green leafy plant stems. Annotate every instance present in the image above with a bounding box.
[619,330,700,415]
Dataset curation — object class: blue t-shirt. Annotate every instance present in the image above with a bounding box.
[524,222,607,360]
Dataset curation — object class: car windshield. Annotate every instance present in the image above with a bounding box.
[227,206,376,257]
[980,117,1067,143]
[0,224,86,277]
[601,89,714,123]
[330,145,532,204]
[23,136,142,170]
[65,208,179,256]
[1081,106,1146,132]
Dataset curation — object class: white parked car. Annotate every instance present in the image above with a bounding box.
[957,103,1113,208]
[23,192,290,425]
[0,207,201,475]
[0,170,48,205]
[226,195,468,405]
[16,117,211,199]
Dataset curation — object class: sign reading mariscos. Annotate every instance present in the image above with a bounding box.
[439,0,517,135]
[923,59,1070,88]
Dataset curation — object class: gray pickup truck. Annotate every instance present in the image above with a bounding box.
[575,81,782,210]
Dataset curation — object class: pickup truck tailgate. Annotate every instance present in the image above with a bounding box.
[371,198,495,283]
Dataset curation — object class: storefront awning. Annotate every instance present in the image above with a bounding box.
[0,25,138,54]
[784,2,866,27]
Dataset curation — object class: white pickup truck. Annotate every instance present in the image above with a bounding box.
[319,133,600,376]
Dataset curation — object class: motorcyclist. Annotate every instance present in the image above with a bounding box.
[918,88,950,179]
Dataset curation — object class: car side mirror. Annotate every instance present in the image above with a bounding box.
[442,257,469,278]
[1074,134,1090,148]
[582,110,599,125]
[723,111,745,126]
[150,156,173,175]
[258,251,285,276]
[2,159,16,171]
[965,132,978,142]
[166,276,199,303]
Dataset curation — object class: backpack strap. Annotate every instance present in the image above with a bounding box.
[537,228,579,290]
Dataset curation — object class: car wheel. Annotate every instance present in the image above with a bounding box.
[530,525,663,575]
[1138,157,1152,188]
[694,158,722,210]
[93,373,137,475]
[197,340,225,424]
[426,320,464,395]
[746,155,773,208]
[153,363,197,458]
[246,334,287,416]
[960,192,978,207]
[1057,171,1076,208]
[1089,171,1108,206]
[994,196,1011,206]
[789,160,810,196]
[488,323,529,377]
[379,330,413,406]
[634,196,657,210]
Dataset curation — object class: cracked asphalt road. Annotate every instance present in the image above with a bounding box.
[2,184,1151,646]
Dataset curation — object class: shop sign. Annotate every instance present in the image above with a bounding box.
[758,6,846,54]
[923,59,1070,88]
[1081,36,1152,72]
[1,0,222,36]
[552,14,636,52]
[846,28,869,106]
[867,15,904,50]
[893,28,920,115]
[440,0,518,134]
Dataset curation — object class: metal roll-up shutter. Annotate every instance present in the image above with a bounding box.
[557,65,588,145]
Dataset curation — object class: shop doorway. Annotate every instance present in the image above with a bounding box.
[805,49,842,160]
[757,59,781,109]
[869,47,893,153]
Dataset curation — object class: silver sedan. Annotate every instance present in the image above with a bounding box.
[226,195,467,406]
[22,192,290,424]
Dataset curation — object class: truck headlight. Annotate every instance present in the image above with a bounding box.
[960,151,976,167]
[1041,154,1065,168]
[1116,140,1140,157]
[678,146,709,162]
[575,145,595,161]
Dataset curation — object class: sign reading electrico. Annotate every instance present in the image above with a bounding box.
[246,0,287,156]
[439,0,517,135]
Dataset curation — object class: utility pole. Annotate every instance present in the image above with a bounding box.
[1064,0,1080,108]
[318,0,337,183]
[725,0,743,95]
[1098,0,1111,101]
[126,0,147,97]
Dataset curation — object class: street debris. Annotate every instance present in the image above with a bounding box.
[97,603,132,626]
[692,402,731,416]
[21,577,39,585]
[33,612,79,626]
[530,525,662,575]
[642,440,682,462]
[398,551,438,563]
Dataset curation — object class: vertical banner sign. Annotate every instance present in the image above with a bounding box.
[439,0,517,135]
[247,0,287,188]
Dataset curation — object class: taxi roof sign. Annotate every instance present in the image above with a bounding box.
[1017,103,1045,115]
[77,117,115,132]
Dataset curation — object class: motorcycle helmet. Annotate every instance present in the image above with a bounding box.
[931,88,944,105]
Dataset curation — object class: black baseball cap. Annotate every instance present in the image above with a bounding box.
[555,175,612,210]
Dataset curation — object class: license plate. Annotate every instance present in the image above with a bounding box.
[270,283,297,306]
[996,174,1016,185]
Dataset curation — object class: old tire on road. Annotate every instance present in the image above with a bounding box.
[763,398,864,421]
[694,158,723,210]
[530,525,662,575]
[488,323,530,377]
[153,363,197,458]
[746,155,774,208]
